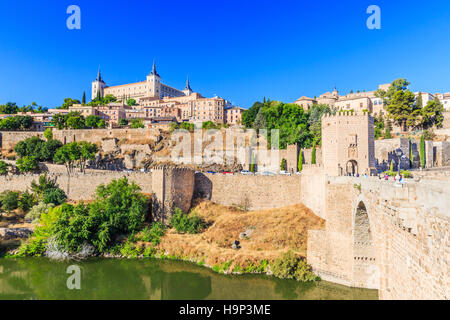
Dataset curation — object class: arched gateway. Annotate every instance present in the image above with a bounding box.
[352,200,379,289]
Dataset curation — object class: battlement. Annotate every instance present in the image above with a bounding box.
[322,112,373,119]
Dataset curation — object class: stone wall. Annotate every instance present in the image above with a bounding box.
[151,166,195,223]
[307,176,450,299]
[194,173,302,210]
[52,128,161,145]
[0,170,153,200]
[0,131,44,154]
[300,166,326,219]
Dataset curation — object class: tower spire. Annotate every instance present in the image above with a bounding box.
[96,66,102,82]
[185,75,192,91]
[150,60,159,77]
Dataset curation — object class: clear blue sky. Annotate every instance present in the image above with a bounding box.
[1,0,450,109]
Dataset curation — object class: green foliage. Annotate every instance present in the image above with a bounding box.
[85,115,103,128]
[16,204,66,257]
[30,174,66,205]
[202,121,220,130]
[127,99,137,106]
[60,98,81,110]
[0,115,34,131]
[280,158,287,171]
[118,118,129,127]
[0,160,9,175]
[311,142,317,165]
[130,118,144,129]
[21,178,149,255]
[25,202,54,223]
[170,208,206,234]
[16,156,38,173]
[82,92,86,105]
[18,190,37,213]
[87,94,117,107]
[423,129,436,140]
[44,128,53,141]
[66,113,85,129]
[271,251,318,282]
[374,115,385,139]
[389,160,394,172]
[383,170,412,178]
[170,122,195,133]
[420,134,426,169]
[137,222,167,245]
[0,191,19,213]
[298,150,303,172]
[0,102,19,114]
[384,128,392,139]
[53,141,97,173]
[243,100,330,149]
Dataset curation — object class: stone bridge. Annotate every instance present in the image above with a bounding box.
[307,175,449,300]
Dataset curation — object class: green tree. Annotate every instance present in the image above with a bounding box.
[242,102,263,128]
[118,118,129,127]
[79,142,98,172]
[85,115,102,128]
[420,134,426,169]
[16,156,38,173]
[311,142,316,165]
[0,102,19,114]
[18,190,37,213]
[0,160,9,175]
[52,113,68,129]
[127,98,137,106]
[421,98,445,129]
[82,91,86,105]
[44,128,53,141]
[298,150,303,172]
[53,142,81,174]
[0,191,19,213]
[40,139,63,162]
[66,113,85,129]
[280,158,287,171]
[60,98,81,110]
[130,118,144,129]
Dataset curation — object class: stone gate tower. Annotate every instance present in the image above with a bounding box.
[321,112,376,176]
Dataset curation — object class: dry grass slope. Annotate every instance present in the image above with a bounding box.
[158,201,325,269]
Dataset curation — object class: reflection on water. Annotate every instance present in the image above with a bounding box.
[0,258,378,300]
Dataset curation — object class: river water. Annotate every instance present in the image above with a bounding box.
[0,258,377,300]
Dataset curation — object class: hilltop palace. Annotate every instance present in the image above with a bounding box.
[85,63,244,127]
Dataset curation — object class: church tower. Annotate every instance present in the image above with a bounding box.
[146,60,162,98]
[182,76,193,96]
[91,68,107,100]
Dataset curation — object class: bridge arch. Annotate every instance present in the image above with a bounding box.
[351,195,379,289]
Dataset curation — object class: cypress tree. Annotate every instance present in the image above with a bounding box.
[420,134,426,169]
[311,142,316,165]
[280,158,287,171]
[82,91,86,105]
[250,153,256,173]
[298,150,303,172]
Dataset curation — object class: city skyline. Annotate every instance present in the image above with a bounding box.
[1,0,450,109]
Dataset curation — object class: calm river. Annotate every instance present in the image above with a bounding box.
[0,258,377,300]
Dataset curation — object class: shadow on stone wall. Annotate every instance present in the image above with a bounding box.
[193,173,212,201]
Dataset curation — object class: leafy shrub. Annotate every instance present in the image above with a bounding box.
[16,156,38,173]
[423,129,436,141]
[138,222,166,245]
[170,208,206,234]
[0,160,9,175]
[16,204,66,257]
[18,190,37,213]
[30,174,67,205]
[43,187,67,205]
[271,251,318,282]
[0,191,20,213]
[25,202,55,223]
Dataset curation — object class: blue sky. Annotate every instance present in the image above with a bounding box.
[0,0,450,109]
